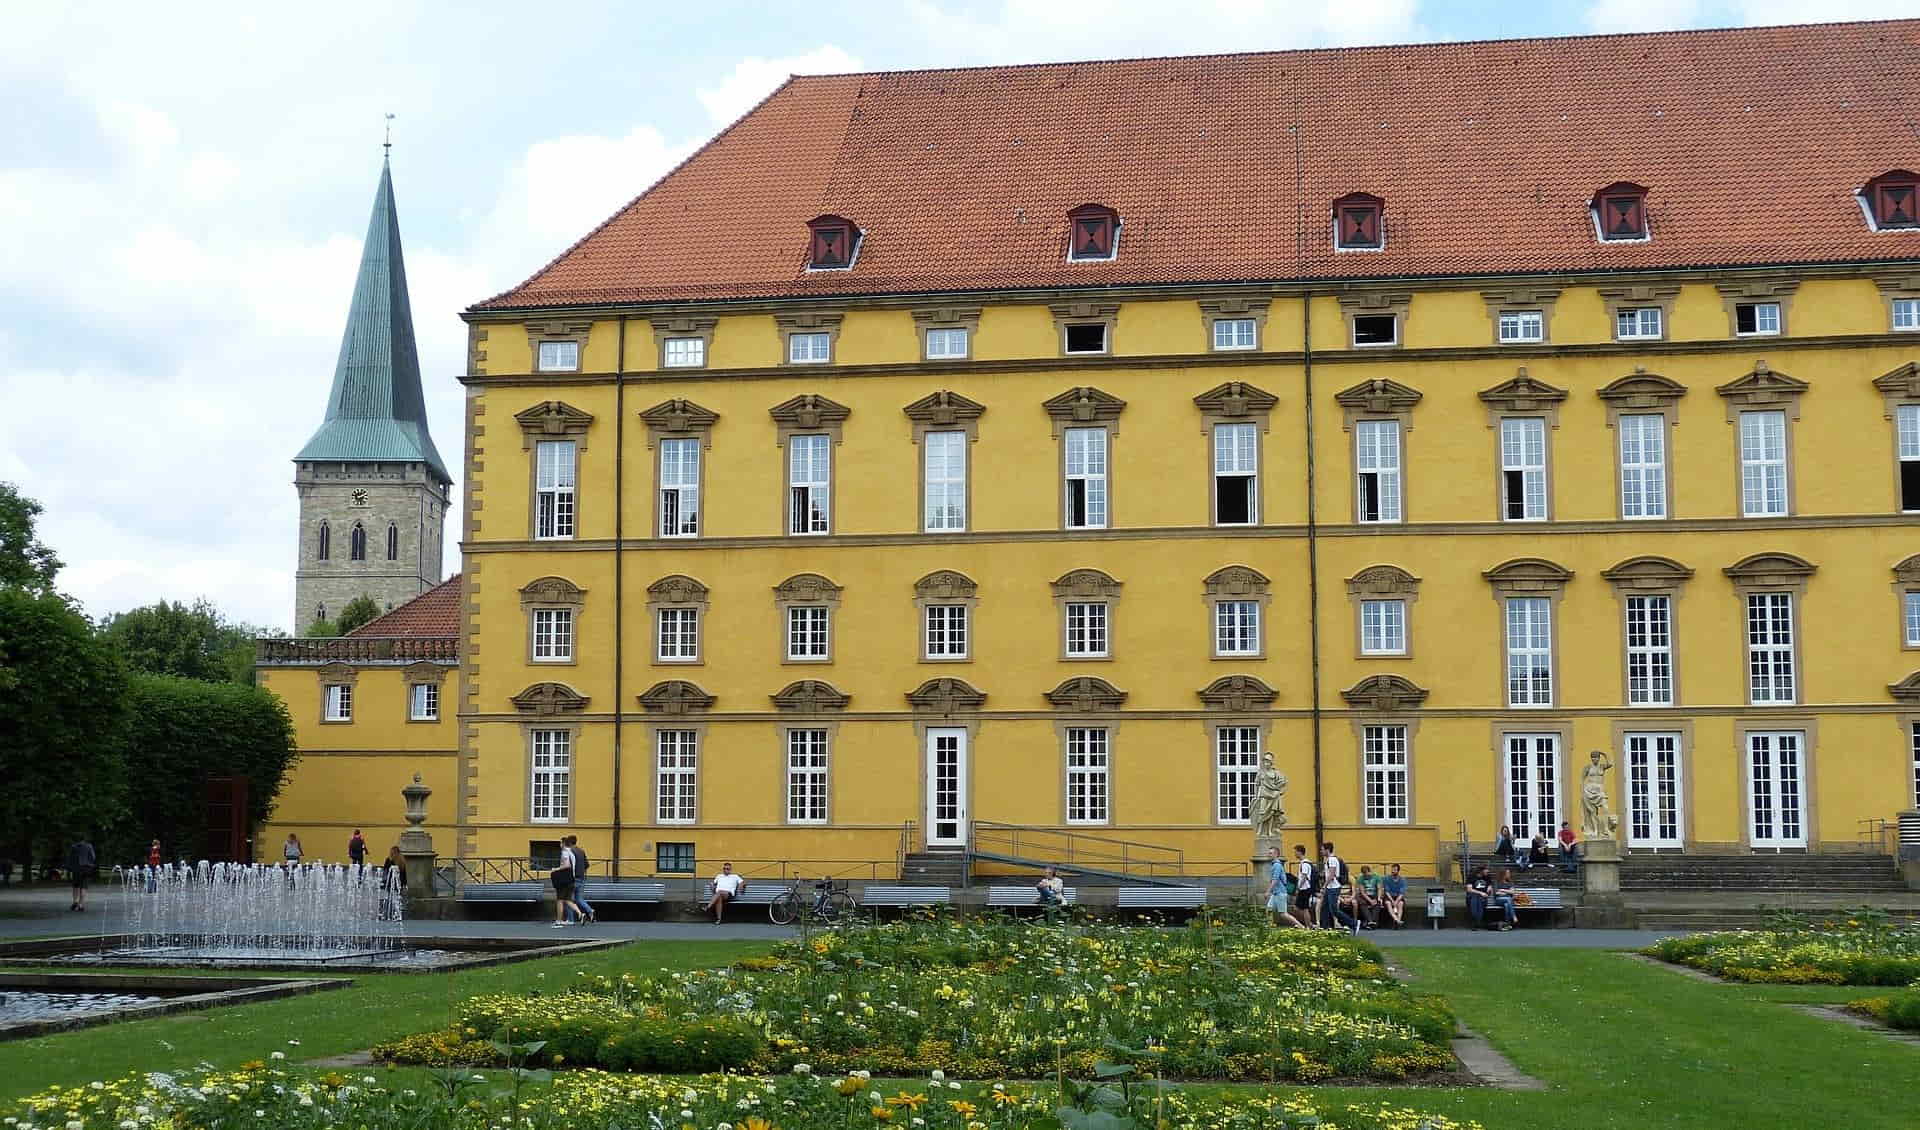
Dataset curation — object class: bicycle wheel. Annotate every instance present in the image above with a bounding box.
[828,889,856,917]
[769,890,800,925]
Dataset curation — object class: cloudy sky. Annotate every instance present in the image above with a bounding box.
[0,0,1879,632]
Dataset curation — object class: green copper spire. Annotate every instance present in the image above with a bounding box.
[295,157,451,485]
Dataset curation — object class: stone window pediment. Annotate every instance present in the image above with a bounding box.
[1345,564,1421,598]
[770,679,850,712]
[1600,556,1694,593]
[1481,287,1562,335]
[1716,361,1807,422]
[1197,674,1277,711]
[519,576,586,606]
[903,391,987,443]
[647,574,710,606]
[403,660,449,686]
[773,573,843,606]
[914,570,978,601]
[1192,381,1279,434]
[514,401,594,450]
[1335,378,1423,431]
[1889,671,1920,703]
[1893,554,1920,586]
[768,394,852,446]
[1340,673,1429,711]
[1042,386,1126,437]
[906,677,987,714]
[1479,368,1569,427]
[1597,370,1688,426]
[1203,565,1270,597]
[1484,558,1574,595]
[1723,552,1817,593]
[511,681,589,715]
[1051,568,1122,599]
[1873,362,1920,419]
[638,679,715,715]
[639,399,720,449]
[773,311,847,366]
[316,661,358,685]
[1046,675,1128,711]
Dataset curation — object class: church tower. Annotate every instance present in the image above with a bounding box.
[292,156,452,630]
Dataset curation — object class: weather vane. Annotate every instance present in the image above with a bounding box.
[383,112,395,157]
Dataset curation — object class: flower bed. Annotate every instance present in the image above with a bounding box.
[1644,916,1920,985]
[5,1063,1486,1130]
[376,920,1458,1083]
[1846,990,1920,1031]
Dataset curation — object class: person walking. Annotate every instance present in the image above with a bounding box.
[1290,843,1317,929]
[144,839,161,893]
[282,833,303,865]
[1263,847,1300,928]
[65,836,97,911]
[1320,841,1360,934]
[550,849,584,927]
[561,835,595,924]
[347,829,367,867]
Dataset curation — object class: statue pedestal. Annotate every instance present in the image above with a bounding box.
[1575,838,1632,927]
[1254,835,1290,862]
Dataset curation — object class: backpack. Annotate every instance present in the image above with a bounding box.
[571,845,590,876]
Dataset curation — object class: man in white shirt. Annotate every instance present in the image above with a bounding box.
[707,861,745,923]
[1321,841,1360,933]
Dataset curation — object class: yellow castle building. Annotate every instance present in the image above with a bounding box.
[266,21,1920,885]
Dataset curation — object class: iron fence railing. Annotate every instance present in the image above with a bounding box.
[256,636,458,664]
[1859,817,1899,858]
[968,821,1185,877]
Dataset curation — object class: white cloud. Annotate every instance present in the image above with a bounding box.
[1585,0,1708,33]
[695,46,863,126]
[1731,0,1887,23]
[906,0,1426,64]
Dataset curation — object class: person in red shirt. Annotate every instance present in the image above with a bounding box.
[1557,822,1579,872]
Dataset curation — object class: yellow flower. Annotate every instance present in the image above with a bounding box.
[238,1061,264,1073]
[836,1079,864,1096]
[990,1091,1020,1107]
[870,1107,894,1121]
[742,1117,777,1130]
[886,1093,929,1111]
[948,1101,978,1117]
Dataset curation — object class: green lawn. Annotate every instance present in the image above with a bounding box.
[4,942,1915,1128]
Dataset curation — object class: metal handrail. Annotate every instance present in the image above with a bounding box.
[968,821,1183,877]
[445,857,538,885]
[1858,817,1897,857]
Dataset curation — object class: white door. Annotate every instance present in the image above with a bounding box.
[1747,731,1807,849]
[925,727,968,847]
[1625,732,1685,849]
[1503,733,1560,842]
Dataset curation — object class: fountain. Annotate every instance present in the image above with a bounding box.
[105,861,406,963]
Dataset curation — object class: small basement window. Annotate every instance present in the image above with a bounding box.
[1064,323,1109,354]
[655,842,696,873]
[1735,302,1781,336]
[1352,314,1398,347]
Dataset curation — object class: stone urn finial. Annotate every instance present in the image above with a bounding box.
[402,773,431,829]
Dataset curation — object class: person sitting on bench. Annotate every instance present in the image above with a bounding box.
[706,861,744,924]
[1486,868,1520,931]
[1035,865,1065,908]
[1465,866,1493,928]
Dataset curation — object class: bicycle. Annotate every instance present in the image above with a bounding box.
[769,877,855,925]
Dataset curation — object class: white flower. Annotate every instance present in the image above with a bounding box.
[121,1122,139,1130]
[949,1082,963,1091]
[296,1095,313,1108]
[930,1070,944,1081]
[792,1064,812,1075]
[912,1120,925,1127]
[67,1121,82,1130]
[286,1040,300,1046]
[680,1111,693,1120]
[681,1090,699,1103]
[269,1053,285,1061]
[852,1070,871,1080]
[717,1123,733,1130]
[90,1083,105,1091]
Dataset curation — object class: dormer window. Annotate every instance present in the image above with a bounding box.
[1864,171,1920,231]
[1333,193,1384,251]
[1593,183,1649,242]
[1067,204,1119,261]
[806,215,860,270]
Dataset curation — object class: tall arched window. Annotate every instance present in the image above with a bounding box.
[386,523,399,561]
[350,522,367,561]
[316,521,331,561]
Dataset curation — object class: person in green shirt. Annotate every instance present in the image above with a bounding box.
[1355,865,1384,929]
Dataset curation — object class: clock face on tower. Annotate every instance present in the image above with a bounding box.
[349,489,370,508]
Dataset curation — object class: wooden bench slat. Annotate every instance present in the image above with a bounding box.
[985,886,1078,906]
[860,885,952,906]
[1115,887,1208,908]
[576,880,667,902]
[458,882,545,902]
[699,882,784,905]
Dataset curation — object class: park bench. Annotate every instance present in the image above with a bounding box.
[1511,887,1565,922]
[575,879,667,904]
[1114,886,1209,911]
[859,885,952,909]
[457,881,545,903]
[697,881,785,909]
[985,886,1078,913]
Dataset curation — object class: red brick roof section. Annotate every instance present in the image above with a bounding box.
[347,575,462,638]
[474,20,1920,311]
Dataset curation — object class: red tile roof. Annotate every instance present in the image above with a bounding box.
[475,21,1920,311]
[347,575,462,639]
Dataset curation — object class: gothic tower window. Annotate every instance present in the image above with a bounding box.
[386,522,399,561]
[350,522,367,561]
[316,521,330,561]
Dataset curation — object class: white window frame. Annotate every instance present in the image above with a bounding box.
[1625,594,1675,706]
[925,327,969,360]
[1505,596,1553,707]
[659,437,700,537]
[1496,309,1545,343]
[1351,313,1399,347]
[1738,409,1789,518]
[534,440,577,540]
[1503,733,1561,842]
[785,728,829,824]
[1618,413,1668,520]
[1894,297,1920,333]
[657,606,699,662]
[1897,403,1920,512]
[531,607,574,663]
[1624,731,1685,849]
[1360,598,1407,656]
[788,331,832,364]
[1212,422,1258,526]
[1355,419,1402,523]
[1911,722,1920,810]
[1063,426,1109,529]
[788,433,831,535]
[655,729,698,825]
[536,340,580,372]
[924,603,969,660]
[1746,592,1797,705]
[786,605,830,662]
[1214,726,1260,824]
[1062,322,1108,355]
[1614,307,1663,341]
[1362,724,1410,824]
[1735,302,1782,336]
[1746,730,1806,848]
[1211,317,1257,351]
[1905,590,1920,648]
[1213,599,1260,657]
[409,682,438,721]
[529,728,572,823]
[1064,727,1110,824]
[662,337,706,368]
[324,684,353,722]
[1064,601,1110,658]
[1500,416,1548,521]
[923,429,968,532]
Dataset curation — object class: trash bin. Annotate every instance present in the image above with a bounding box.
[1425,887,1447,929]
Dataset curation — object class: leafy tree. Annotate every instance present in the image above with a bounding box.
[303,617,339,638]
[98,598,265,684]
[0,481,61,592]
[0,587,129,870]
[334,595,383,635]
[108,674,298,863]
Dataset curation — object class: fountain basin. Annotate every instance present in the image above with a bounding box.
[0,934,624,974]
[0,971,348,1040]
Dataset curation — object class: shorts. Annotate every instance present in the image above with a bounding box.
[70,868,93,889]
[553,880,574,899]
[1293,889,1312,910]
